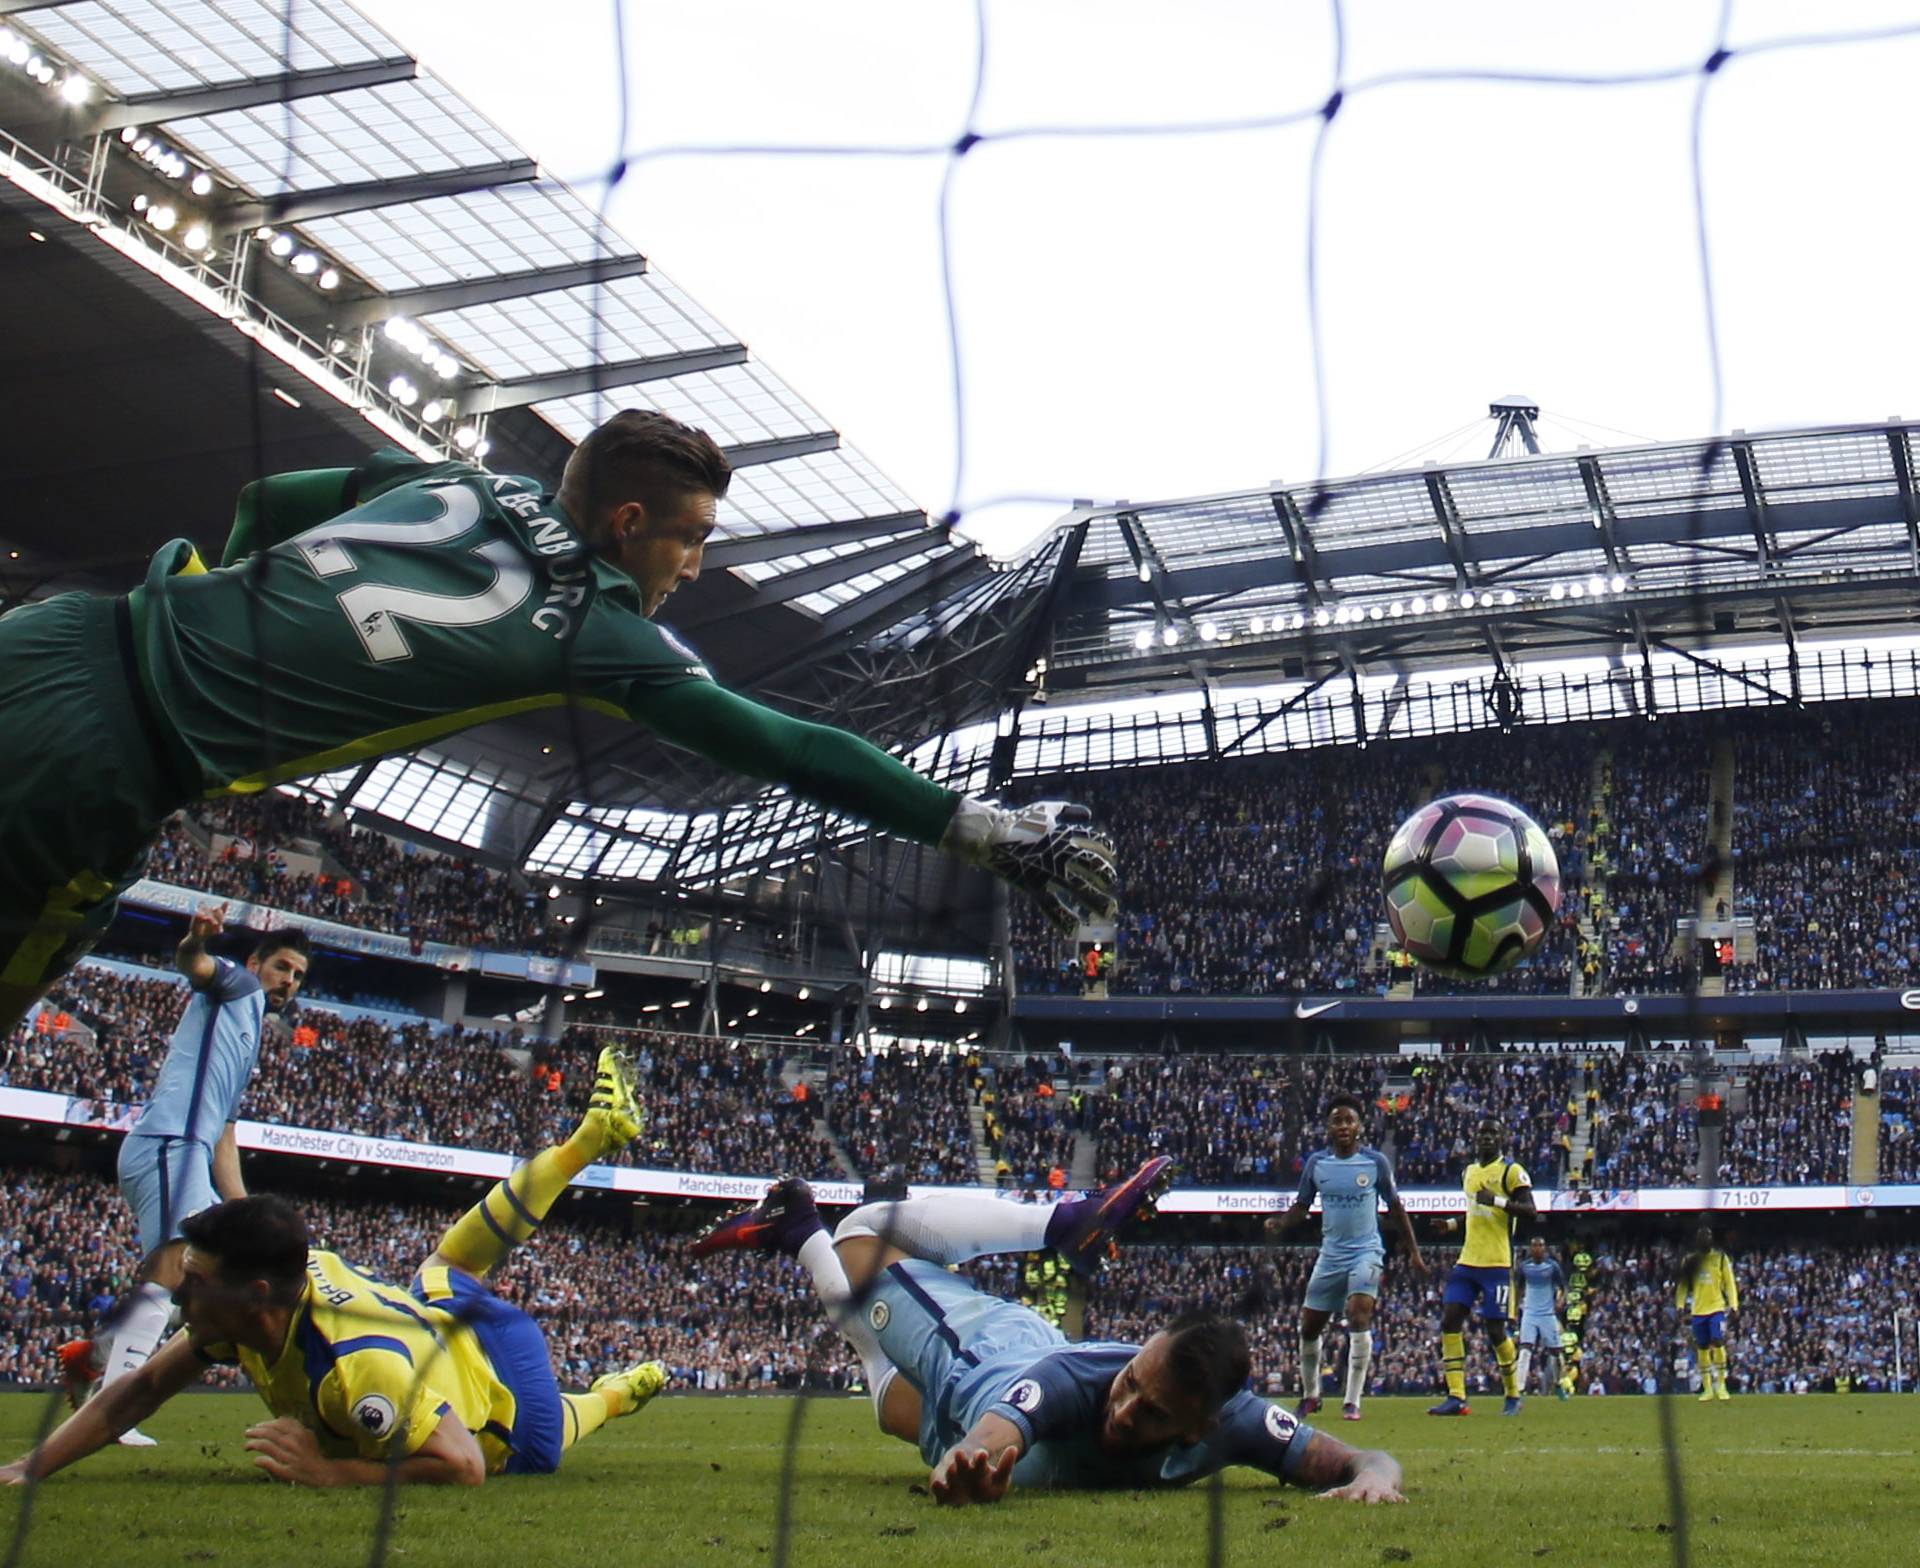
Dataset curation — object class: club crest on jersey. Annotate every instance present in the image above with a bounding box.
[1355,1172,1372,1189]
[1265,1404,1298,1443]
[1006,1379,1043,1414]
[868,1300,890,1331]
[353,1394,397,1437]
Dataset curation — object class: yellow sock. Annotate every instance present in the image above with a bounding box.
[433,1124,600,1278]
[561,1392,616,1451]
[1494,1334,1519,1398]
[1696,1347,1714,1386]
[1711,1344,1728,1385]
[1442,1331,1467,1400]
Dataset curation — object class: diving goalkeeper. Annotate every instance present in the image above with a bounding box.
[0,410,1117,1031]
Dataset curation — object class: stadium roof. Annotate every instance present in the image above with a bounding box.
[4,6,1920,891]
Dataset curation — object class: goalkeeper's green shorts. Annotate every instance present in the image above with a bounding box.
[0,592,193,1028]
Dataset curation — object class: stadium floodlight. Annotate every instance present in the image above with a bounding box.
[1290,613,1306,631]
[453,425,480,451]
[8,41,29,66]
[1368,605,1383,621]
[1460,590,1476,609]
[759,979,772,993]
[1198,620,1217,641]
[148,204,176,231]
[132,134,152,152]
[1137,563,1151,583]
[916,998,929,1012]
[58,76,90,105]
[1500,589,1516,606]
[317,268,339,290]
[131,193,148,213]
[1587,575,1606,596]
[327,337,349,355]
[255,226,276,242]
[1249,615,1265,634]
[1549,583,1567,600]
[1313,608,1331,628]
[269,234,293,258]
[1610,573,1627,593]
[1410,596,1427,614]
[420,400,445,423]
[878,996,892,1009]
[291,252,319,275]
[1162,625,1179,646]
[561,992,576,1003]
[434,354,460,379]
[746,1006,759,1017]
[797,986,810,1000]
[1431,593,1449,612]
[954,999,968,1014]
[387,376,417,406]
[670,998,691,1008]
[1568,581,1585,598]
[118,125,138,143]
[190,172,212,196]
[474,441,492,458]
[182,223,208,250]
[24,52,41,73]
[1131,627,1151,651]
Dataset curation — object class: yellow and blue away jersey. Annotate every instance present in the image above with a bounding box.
[203,1251,518,1468]
[1459,1157,1530,1268]
[1676,1249,1739,1316]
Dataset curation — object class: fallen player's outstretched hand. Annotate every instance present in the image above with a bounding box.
[245,1416,330,1486]
[929,1443,1019,1506]
[941,798,1119,935]
[1316,1471,1407,1504]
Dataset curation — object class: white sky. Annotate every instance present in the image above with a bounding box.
[359,0,1920,559]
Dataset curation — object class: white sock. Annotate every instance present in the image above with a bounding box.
[796,1231,895,1417]
[1300,1333,1323,1402]
[102,1282,174,1385]
[833,1195,1051,1265]
[1516,1347,1533,1393]
[1344,1330,1373,1407]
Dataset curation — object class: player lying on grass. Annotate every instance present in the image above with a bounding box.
[59,904,308,1446]
[0,408,1118,1034]
[2,1049,664,1487]
[693,1161,1405,1505]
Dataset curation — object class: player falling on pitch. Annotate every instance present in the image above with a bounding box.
[1512,1235,1569,1401]
[1675,1225,1739,1402]
[0,409,1117,1034]
[58,903,308,1445]
[1264,1091,1426,1421]
[3,1050,663,1487]
[1429,1116,1536,1417]
[693,1160,1405,1504]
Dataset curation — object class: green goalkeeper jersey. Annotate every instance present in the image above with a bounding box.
[124,452,957,845]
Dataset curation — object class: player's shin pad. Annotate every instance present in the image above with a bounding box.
[1494,1334,1519,1398]
[1442,1331,1467,1401]
[941,798,1119,934]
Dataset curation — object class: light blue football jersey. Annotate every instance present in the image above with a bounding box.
[130,958,266,1143]
[1296,1147,1397,1256]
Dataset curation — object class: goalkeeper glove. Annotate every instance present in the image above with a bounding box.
[941,798,1119,935]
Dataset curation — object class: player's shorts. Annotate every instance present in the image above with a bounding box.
[117,1132,218,1256]
[1691,1311,1727,1348]
[1304,1247,1385,1312]
[1518,1313,1562,1349]
[863,1258,1065,1468]
[1442,1263,1514,1321]
[412,1265,566,1475]
[0,594,192,1028]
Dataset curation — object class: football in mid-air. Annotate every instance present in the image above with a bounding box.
[1381,793,1561,978]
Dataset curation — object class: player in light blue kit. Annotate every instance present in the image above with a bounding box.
[694,1164,1404,1505]
[60,902,308,1441]
[1266,1092,1427,1421]
[1513,1235,1568,1403]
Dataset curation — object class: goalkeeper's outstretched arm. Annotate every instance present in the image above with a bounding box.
[642,679,1118,933]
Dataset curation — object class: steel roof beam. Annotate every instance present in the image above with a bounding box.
[485,342,748,409]
[1729,438,1776,573]
[0,1,88,13]
[1577,454,1628,575]
[1269,489,1328,605]
[1422,469,1473,589]
[220,158,538,230]
[1885,424,1920,574]
[703,512,928,570]
[679,529,941,622]
[325,253,648,327]
[94,57,419,132]
[803,549,987,651]
[722,430,841,469]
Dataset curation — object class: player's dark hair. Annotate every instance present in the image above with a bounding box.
[180,1196,309,1305]
[252,927,310,965]
[1163,1310,1251,1414]
[564,408,732,528]
[1325,1091,1364,1118]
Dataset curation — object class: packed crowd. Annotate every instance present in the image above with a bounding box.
[1881,1068,1919,1183]
[821,1045,976,1185]
[1587,1054,1857,1187]
[1091,1052,1573,1190]
[141,795,564,954]
[1730,706,1920,993]
[980,1055,1083,1188]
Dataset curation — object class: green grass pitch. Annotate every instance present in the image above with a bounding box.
[3,1393,1913,1566]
